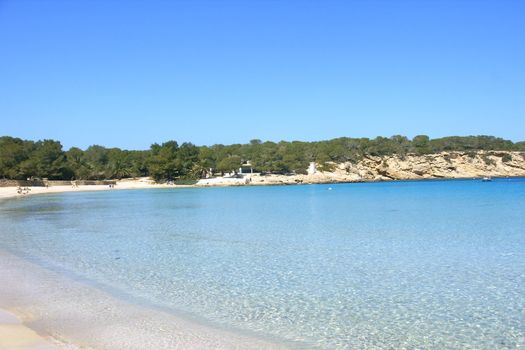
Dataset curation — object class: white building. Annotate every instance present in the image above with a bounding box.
[307,162,317,175]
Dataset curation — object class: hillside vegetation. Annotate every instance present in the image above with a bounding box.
[1,135,524,182]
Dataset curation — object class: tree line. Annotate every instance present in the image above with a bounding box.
[1,135,524,182]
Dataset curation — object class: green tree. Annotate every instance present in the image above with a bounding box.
[176,142,199,178]
[412,135,431,155]
[106,148,132,179]
[30,140,71,179]
[1,134,523,181]
[66,147,90,179]
[83,145,110,179]
[0,136,33,179]
[217,155,242,175]
[148,141,181,181]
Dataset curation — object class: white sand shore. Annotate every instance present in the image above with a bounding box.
[0,180,289,349]
[1,163,523,349]
[0,178,184,200]
[3,149,525,199]
[0,309,61,350]
[0,178,292,349]
[0,250,289,350]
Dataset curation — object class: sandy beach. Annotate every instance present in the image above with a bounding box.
[2,150,524,201]
[0,177,292,349]
[0,181,290,349]
[0,309,61,350]
[0,248,289,350]
[1,169,525,349]
[0,178,183,201]
[0,180,144,349]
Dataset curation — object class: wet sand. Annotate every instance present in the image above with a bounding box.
[0,249,289,350]
[0,179,290,349]
[0,309,61,350]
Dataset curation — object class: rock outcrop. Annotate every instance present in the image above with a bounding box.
[338,151,525,181]
[197,151,525,186]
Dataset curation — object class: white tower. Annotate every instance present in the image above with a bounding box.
[307,162,317,175]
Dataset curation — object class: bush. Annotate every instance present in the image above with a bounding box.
[502,154,512,162]
[481,155,496,166]
[173,179,198,185]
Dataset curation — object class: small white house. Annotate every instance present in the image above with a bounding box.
[239,161,253,174]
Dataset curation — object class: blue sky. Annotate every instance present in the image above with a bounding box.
[1,0,524,150]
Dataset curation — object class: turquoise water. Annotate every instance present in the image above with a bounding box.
[1,179,524,349]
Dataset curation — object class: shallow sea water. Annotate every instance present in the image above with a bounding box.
[1,179,524,349]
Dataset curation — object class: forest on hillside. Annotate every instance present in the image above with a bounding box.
[1,135,524,182]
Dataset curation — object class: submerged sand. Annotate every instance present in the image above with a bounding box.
[0,249,289,350]
[0,179,293,349]
[2,170,522,349]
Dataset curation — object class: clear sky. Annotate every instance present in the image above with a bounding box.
[1,0,524,150]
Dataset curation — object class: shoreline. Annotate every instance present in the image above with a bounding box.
[0,178,294,350]
[0,178,189,200]
[1,176,524,349]
[0,180,291,349]
[1,150,524,199]
[0,309,62,350]
[1,174,525,349]
[0,249,290,350]
[1,174,524,202]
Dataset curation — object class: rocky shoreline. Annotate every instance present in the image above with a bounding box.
[196,151,525,187]
[1,151,524,193]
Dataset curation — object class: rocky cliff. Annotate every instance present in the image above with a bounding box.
[198,151,525,186]
[336,151,525,181]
